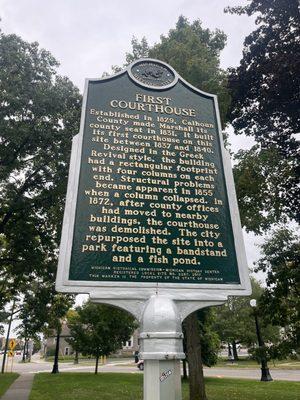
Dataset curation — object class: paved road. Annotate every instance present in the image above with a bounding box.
[203,367,300,381]
[1,355,299,381]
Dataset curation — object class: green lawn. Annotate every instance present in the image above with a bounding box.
[44,356,126,364]
[0,373,19,397]
[29,373,300,400]
[216,358,300,370]
[43,356,300,370]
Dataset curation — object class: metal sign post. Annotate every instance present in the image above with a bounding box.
[140,296,184,400]
[56,59,251,399]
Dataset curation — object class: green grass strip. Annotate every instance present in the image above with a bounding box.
[0,373,19,397]
[29,372,300,400]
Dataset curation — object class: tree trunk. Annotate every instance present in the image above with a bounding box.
[26,340,29,360]
[184,312,207,400]
[232,341,239,361]
[74,350,79,364]
[95,351,99,374]
[227,343,232,358]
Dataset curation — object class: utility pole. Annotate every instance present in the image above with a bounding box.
[1,300,16,374]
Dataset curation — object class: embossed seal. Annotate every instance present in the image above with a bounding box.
[129,59,177,90]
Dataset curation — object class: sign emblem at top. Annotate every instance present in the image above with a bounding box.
[129,59,178,90]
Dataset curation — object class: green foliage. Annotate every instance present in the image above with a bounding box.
[67,301,136,360]
[149,16,230,126]
[0,30,81,309]
[33,338,41,354]
[46,348,57,357]
[109,16,231,127]
[0,310,9,335]
[197,309,221,367]
[125,37,150,66]
[183,309,221,368]
[213,279,280,351]
[16,284,74,345]
[233,145,297,233]
[226,0,299,157]
[226,0,300,229]
[255,227,300,357]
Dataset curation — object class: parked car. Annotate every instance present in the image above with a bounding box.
[137,359,144,371]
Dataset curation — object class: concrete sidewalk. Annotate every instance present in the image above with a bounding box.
[1,374,34,400]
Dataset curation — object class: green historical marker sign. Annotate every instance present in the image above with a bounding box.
[56,59,250,296]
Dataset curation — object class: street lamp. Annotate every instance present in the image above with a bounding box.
[250,299,273,381]
[51,320,63,374]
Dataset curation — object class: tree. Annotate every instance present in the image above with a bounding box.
[108,36,150,74]
[0,30,81,309]
[198,309,221,367]
[0,310,9,336]
[44,293,74,374]
[233,146,298,233]
[184,313,207,400]
[67,301,136,374]
[255,227,300,357]
[182,308,220,375]
[14,279,74,369]
[15,314,39,362]
[226,0,300,231]
[108,16,230,127]
[213,279,280,360]
[149,16,230,127]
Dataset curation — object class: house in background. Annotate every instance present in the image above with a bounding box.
[0,337,24,351]
[42,321,72,357]
[115,329,139,357]
[42,321,139,358]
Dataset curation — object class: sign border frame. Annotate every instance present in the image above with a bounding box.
[55,58,251,300]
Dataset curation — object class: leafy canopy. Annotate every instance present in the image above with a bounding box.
[0,30,81,308]
[213,279,280,351]
[110,16,231,127]
[233,145,298,232]
[67,301,136,359]
[226,0,299,157]
[255,227,300,357]
[226,0,300,231]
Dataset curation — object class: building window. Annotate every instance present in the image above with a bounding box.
[65,347,70,356]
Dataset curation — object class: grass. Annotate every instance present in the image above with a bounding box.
[29,373,300,400]
[45,356,130,366]
[0,373,19,397]
[43,356,300,370]
[215,357,300,370]
[44,356,129,364]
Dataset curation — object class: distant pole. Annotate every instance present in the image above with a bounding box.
[22,338,27,362]
[250,299,273,382]
[1,300,15,374]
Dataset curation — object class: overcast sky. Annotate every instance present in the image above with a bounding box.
[0,1,265,320]
[0,0,257,89]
